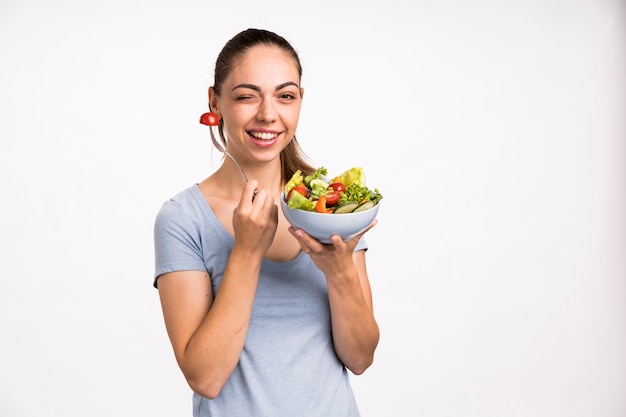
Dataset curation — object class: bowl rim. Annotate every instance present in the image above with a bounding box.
[279,191,381,216]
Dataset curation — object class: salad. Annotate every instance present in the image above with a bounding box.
[284,166,383,214]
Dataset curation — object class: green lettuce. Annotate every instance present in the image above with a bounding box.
[284,170,303,196]
[337,183,383,207]
[287,190,316,211]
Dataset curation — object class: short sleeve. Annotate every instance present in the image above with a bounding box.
[153,199,207,288]
[354,236,368,252]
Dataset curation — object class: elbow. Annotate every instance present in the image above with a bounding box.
[347,356,374,376]
[183,369,230,400]
[347,329,379,375]
[344,335,379,375]
[187,377,224,400]
[178,354,235,399]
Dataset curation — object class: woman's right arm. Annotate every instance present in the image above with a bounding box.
[157,249,259,399]
[156,182,278,399]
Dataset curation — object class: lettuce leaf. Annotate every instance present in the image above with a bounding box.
[334,167,365,187]
[337,183,383,207]
[287,190,316,211]
[284,170,303,196]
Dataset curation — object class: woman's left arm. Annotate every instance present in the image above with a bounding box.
[289,223,380,374]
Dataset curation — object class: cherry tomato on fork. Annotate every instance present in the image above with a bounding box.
[199,112,220,126]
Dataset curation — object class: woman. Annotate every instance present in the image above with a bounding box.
[153,28,379,417]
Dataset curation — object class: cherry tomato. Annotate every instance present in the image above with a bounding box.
[199,112,220,126]
[324,191,341,206]
[329,182,345,193]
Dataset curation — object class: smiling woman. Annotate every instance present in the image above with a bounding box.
[153,28,380,417]
[2,1,625,417]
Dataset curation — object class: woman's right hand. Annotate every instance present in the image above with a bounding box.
[231,180,278,256]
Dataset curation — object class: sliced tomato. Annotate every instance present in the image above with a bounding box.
[287,183,308,201]
[324,191,341,206]
[329,182,345,193]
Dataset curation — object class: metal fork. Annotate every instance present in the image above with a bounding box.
[209,125,249,183]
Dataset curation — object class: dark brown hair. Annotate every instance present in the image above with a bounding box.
[211,28,315,181]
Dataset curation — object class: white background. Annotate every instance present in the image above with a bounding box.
[1,0,625,416]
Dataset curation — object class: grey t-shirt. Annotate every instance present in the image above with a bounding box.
[154,184,364,417]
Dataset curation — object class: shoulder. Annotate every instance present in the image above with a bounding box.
[154,185,209,235]
[156,185,203,219]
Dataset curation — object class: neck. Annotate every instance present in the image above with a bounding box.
[215,156,284,196]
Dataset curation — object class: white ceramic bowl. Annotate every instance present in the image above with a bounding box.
[280,192,380,243]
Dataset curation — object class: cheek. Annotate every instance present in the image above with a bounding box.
[222,108,249,130]
[286,106,302,128]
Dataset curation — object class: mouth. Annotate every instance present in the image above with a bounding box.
[248,130,279,141]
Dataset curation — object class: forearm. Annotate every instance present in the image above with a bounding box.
[326,265,379,375]
[180,246,263,397]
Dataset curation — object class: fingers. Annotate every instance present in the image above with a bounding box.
[288,227,343,253]
[289,218,379,255]
[288,227,317,254]
[239,180,259,205]
[238,180,277,210]
[329,235,348,252]
[232,181,278,251]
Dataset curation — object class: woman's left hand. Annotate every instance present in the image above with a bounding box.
[287,220,377,276]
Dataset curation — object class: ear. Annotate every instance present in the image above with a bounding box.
[208,87,220,115]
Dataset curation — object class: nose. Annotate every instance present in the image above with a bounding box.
[256,98,277,123]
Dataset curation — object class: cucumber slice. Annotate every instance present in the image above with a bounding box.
[333,202,359,214]
[353,201,375,212]
[309,178,329,189]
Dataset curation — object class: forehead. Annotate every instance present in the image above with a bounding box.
[226,44,300,86]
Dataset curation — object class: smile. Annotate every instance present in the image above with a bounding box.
[249,131,278,140]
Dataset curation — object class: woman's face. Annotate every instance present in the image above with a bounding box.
[210,44,303,164]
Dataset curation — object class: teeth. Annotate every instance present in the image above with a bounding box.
[250,131,277,140]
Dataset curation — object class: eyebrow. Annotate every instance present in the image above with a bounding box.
[231,81,299,92]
